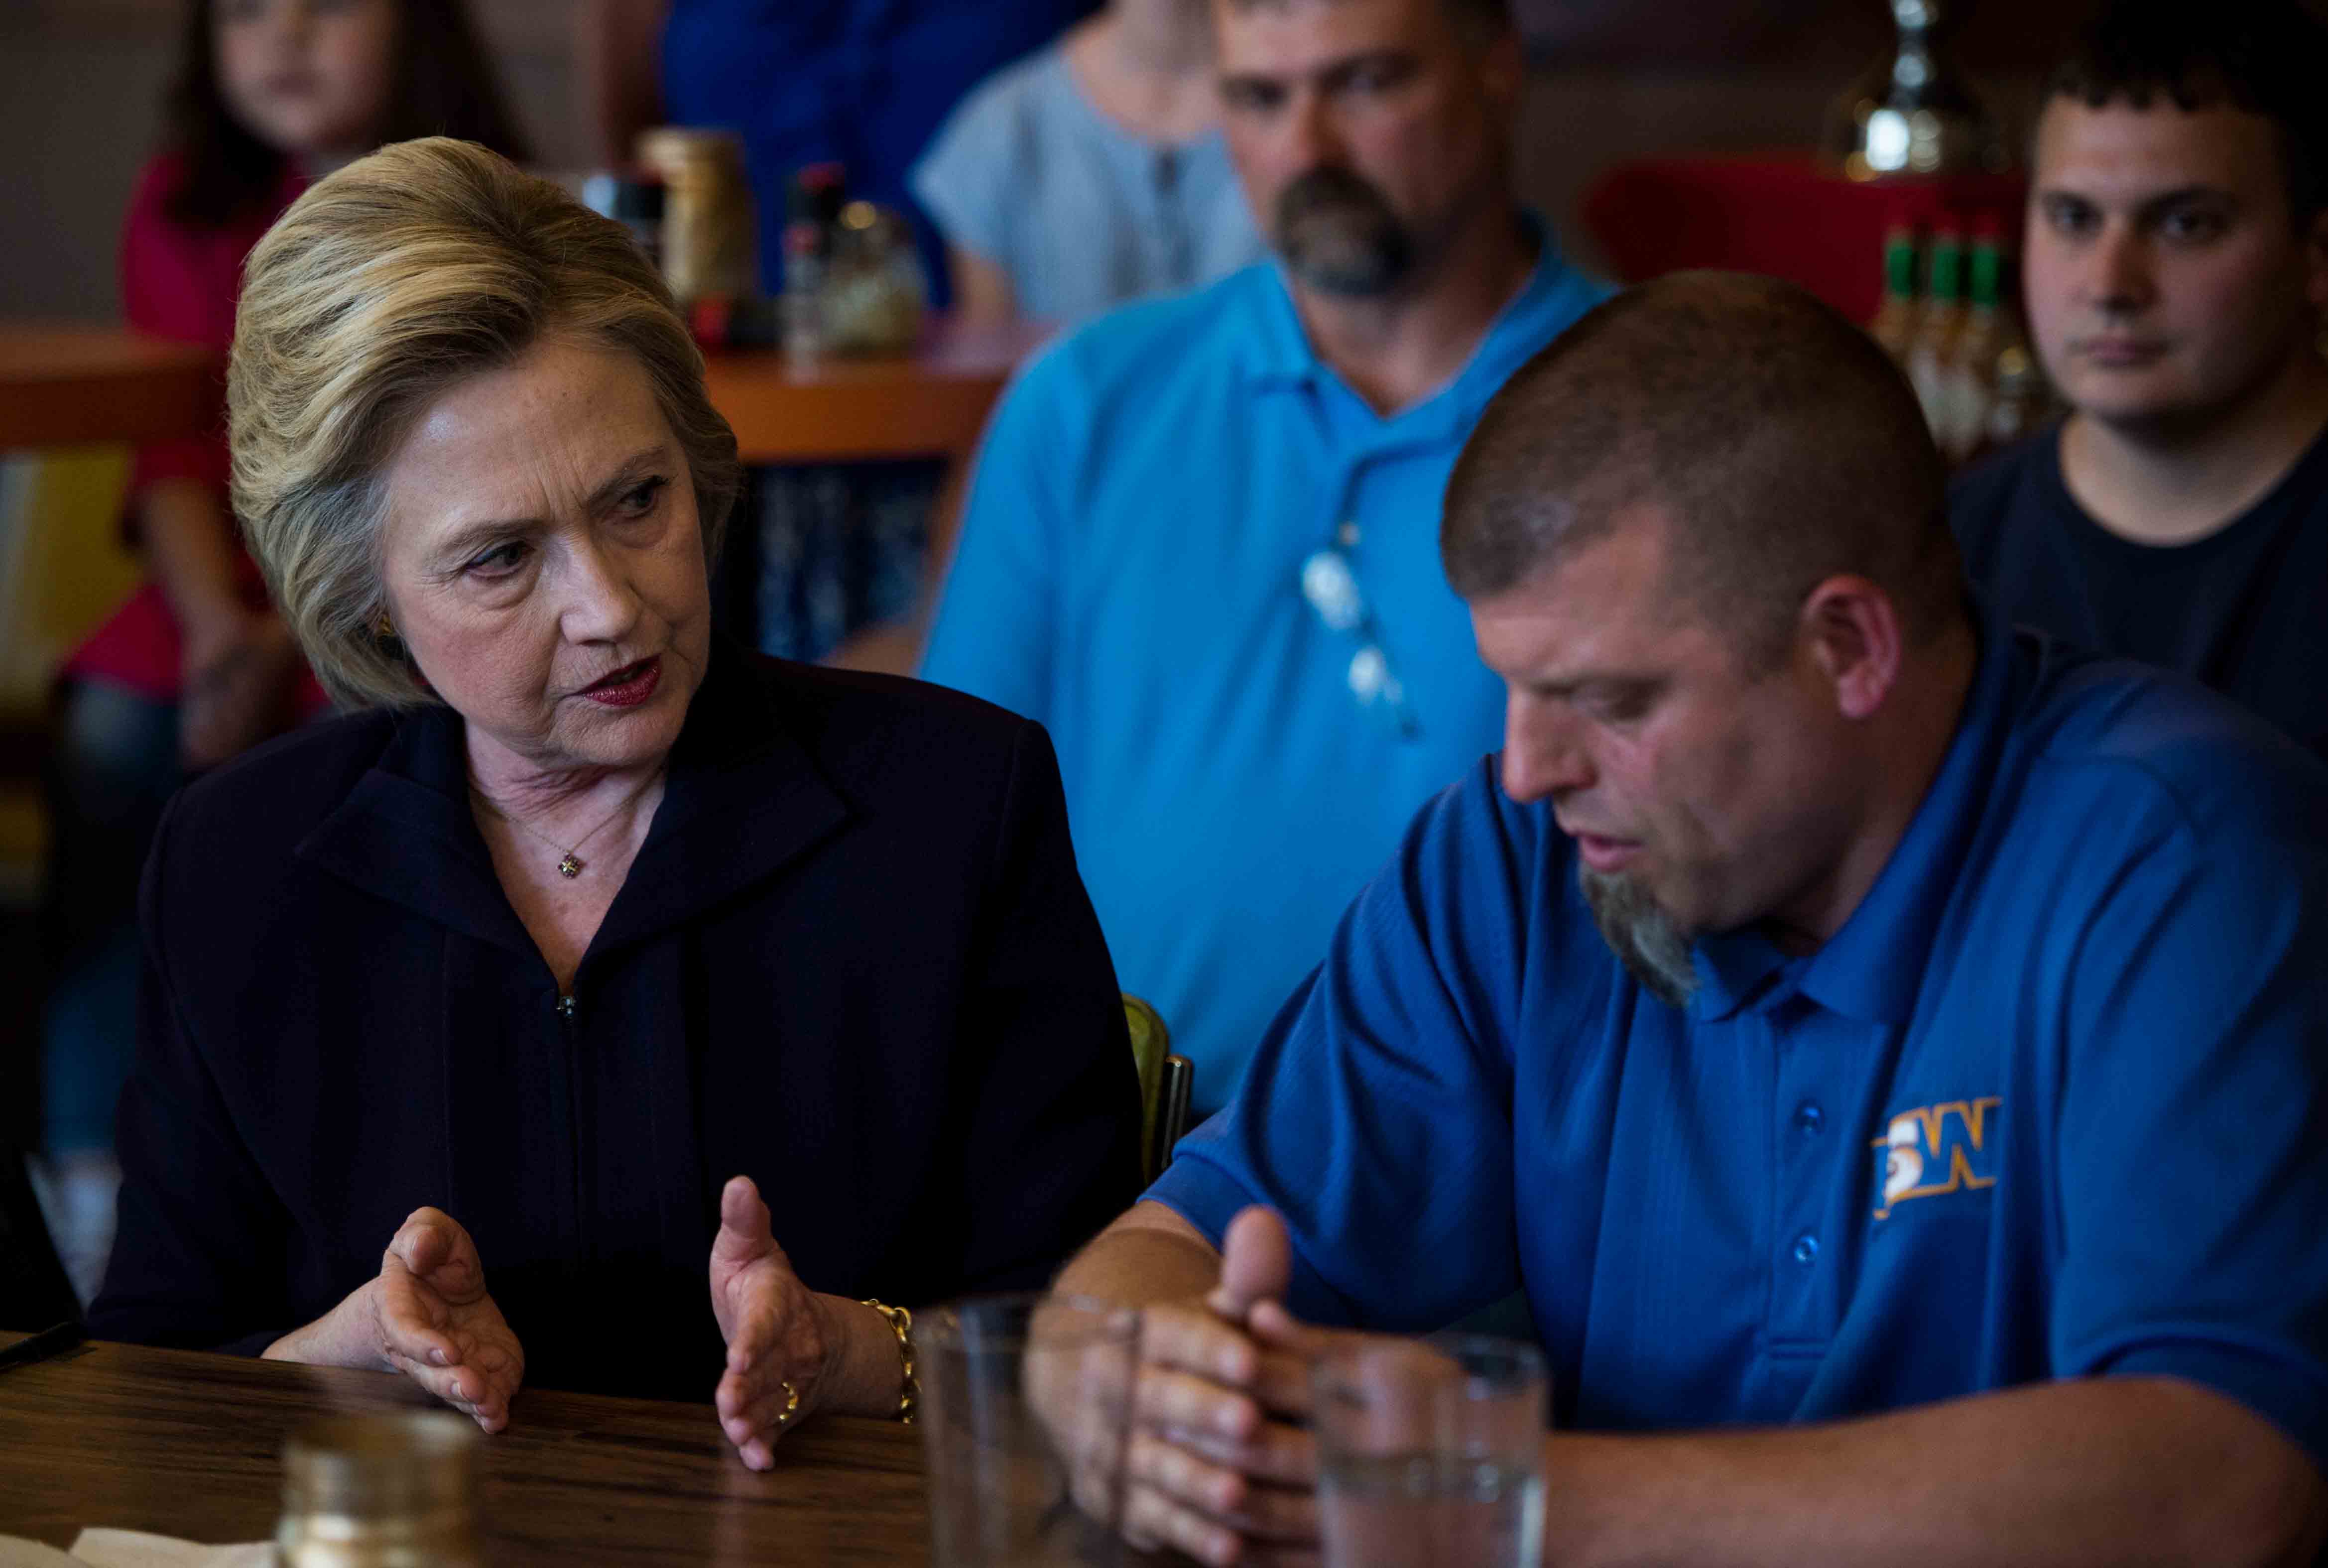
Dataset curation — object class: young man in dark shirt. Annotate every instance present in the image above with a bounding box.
[1952,0,2328,756]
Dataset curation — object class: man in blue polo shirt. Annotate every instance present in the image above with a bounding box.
[1049,275,2328,1567]
[919,0,1607,1107]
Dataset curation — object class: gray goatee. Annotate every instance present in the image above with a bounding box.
[1272,166,1412,297]
[1581,867,1700,1009]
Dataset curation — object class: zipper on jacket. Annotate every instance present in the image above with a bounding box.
[556,989,585,1268]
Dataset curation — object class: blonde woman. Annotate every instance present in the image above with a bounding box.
[87,138,1139,1468]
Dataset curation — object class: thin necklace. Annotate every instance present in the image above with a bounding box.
[471,771,663,879]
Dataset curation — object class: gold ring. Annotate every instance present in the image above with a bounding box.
[774,1380,800,1425]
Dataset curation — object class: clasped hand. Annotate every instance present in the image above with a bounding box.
[263,1176,835,1470]
[1042,1207,1343,1568]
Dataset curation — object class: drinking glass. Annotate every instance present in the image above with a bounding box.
[1311,1332,1549,1568]
[919,1293,1142,1568]
[275,1412,482,1568]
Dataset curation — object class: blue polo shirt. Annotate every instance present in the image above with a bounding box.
[1147,610,2328,1465]
[921,234,1609,1106]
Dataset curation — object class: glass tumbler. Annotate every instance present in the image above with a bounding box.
[1311,1332,1549,1568]
[919,1294,1143,1568]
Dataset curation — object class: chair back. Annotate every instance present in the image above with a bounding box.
[1122,995,1195,1186]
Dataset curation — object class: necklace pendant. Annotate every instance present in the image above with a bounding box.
[557,852,584,879]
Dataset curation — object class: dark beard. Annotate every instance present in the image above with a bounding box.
[1581,866,1700,1009]
[1271,166,1412,297]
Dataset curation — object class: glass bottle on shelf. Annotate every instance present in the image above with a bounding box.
[1982,343,2050,458]
[1967,242,2050,462]
[822,200,928,356]
[1869,223,1922,366]
[1927,222,1998,461]
[1906,226,1966,445]
[783,163,847,365]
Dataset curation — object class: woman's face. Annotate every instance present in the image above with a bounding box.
[377,338,714,777]
[214,0,396,163]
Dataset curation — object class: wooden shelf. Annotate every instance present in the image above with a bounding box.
[702,320,1049,465]
[0,324,218,451]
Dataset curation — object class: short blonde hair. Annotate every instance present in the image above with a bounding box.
[229,136,742,710]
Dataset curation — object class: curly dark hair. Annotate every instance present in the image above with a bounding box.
[165,0,531,226]
[2046,0,2328,223]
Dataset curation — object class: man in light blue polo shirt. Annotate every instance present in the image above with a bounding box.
[919,0,1607,1107]
[1049,276,2328,1567]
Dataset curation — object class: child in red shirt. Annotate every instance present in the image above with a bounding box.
[41,0,526,1303]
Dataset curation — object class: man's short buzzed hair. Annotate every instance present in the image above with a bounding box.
[1441,273,1962,665]
[1219,0,1513,43]
[2046,0,2328,224]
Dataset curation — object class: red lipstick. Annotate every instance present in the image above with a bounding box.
[581,656,662,709]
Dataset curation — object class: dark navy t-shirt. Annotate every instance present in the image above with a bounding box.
[1951,422,2328,757]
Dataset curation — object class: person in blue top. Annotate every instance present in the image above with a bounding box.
[1047,274,2328,1568]
[586,0,1093,299]
[910,0,1265,330]
[919,0,1609,1109]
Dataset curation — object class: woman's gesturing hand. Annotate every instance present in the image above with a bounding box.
[372,1207,527,1431]
[709,1175,838,1470]
[263,1206,526,1434]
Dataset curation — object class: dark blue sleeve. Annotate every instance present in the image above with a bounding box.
[1143,761,1538,1329]
[2048,756,2328,1469]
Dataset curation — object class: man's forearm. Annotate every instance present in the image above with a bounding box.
[1548,1377,2325,1568]
[1053,1201,1224,1307]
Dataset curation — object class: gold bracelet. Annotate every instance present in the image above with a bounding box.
[860,1298,916,1425]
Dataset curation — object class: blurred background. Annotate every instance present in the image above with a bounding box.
[0,0,2099,1151]
[2,0,2102,320]
[0,0,2128,1274]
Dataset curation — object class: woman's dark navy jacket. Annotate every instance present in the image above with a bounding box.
[88,639,1142,1401]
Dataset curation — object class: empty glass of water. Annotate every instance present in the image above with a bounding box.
[1311,1333,1548,1568]
[920,1293,1144,1568]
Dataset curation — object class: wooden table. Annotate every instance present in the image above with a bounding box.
[0,325,219,451]
[0,318,1046,464]
[701,321,1048,466]
[0,1334,928,1564]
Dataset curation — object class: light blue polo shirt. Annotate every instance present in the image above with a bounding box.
[1148,609,2328,1466]
[921,233,1609,1108]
